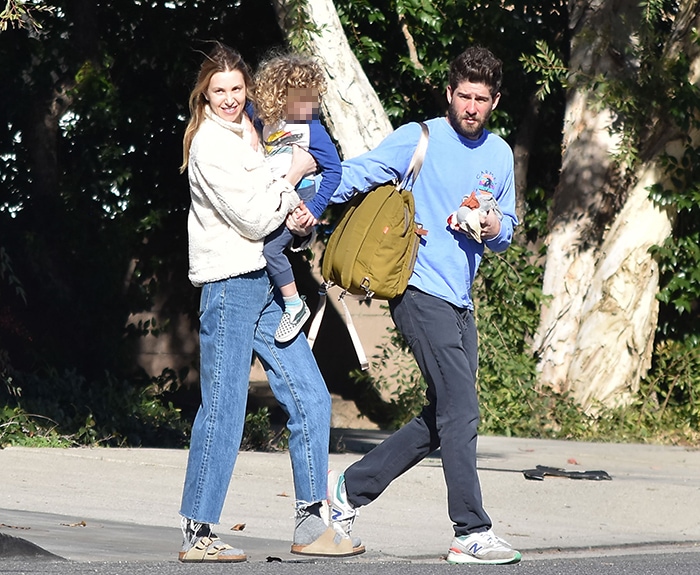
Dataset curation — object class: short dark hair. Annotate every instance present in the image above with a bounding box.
[448,46,503,96]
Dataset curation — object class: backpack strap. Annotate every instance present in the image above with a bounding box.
[306,283,327,353]
[307,283,369,370]
[398,122,429,191]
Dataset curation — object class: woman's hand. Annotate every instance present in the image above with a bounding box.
[285,210,314,236]
[283,145,317,188]
[293,202,318,228]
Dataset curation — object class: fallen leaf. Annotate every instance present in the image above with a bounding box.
[0,523,29,530]
[277,492,289,498]
[567,458,579,465]
[230,523,246,531]
[60,521,87,528]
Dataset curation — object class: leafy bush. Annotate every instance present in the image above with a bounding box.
[0,362,190,447]
[241,406,289,452]
[0,405,73,448]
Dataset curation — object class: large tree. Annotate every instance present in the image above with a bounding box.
[533,0,700,410]
[272,0,393,156]
[3,0,699,443]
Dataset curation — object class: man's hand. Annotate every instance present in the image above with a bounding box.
[480,209,501,241]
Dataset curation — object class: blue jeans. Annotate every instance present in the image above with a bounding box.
[179,270,331,524]
[344,287,492,536]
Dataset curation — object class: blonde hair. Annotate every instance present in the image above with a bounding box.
[180,42,253,173]
[253,53,326,126]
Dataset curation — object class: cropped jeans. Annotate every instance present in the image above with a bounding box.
[180,269,331,525]
[344,287,492,536]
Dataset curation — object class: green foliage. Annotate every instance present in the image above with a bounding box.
[335,0,568,130]
[519,39,568,100]
[275,0,323,54]
[471,242,611,441]
[639,338,700,444]
[0,406,73,447]
[473,244,547,437]
[643,138,700,443]
[649,138,700,338]
[241,407,290,452]
[1,361,191,447]
[0,0,285,447]
[652,229,700,321]
[0,0,54,33]
[351,323,427,430]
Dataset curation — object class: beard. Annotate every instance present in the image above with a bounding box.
[447,100,491,140]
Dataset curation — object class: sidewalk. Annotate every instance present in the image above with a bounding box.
[1,432,699,562]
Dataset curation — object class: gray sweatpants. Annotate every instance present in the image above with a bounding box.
[344,286,492,536]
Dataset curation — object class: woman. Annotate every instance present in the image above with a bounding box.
[178,42,364,562]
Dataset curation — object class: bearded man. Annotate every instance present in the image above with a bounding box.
[326,46,520,565]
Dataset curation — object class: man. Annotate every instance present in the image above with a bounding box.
[327,46,521,565]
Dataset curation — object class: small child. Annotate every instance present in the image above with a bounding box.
[254,54,342,343]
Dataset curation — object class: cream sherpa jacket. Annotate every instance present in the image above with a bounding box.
[187,107,301,287]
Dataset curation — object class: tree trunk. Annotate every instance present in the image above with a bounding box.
[271,0,393,158]
[534,0,700,410]
[569,1,700,408]
[567,163,673,408]
[512,92,541,232]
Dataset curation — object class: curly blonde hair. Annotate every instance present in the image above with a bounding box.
[254,53,326,125]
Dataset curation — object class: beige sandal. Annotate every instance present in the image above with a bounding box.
[291,526,366,557]
[178,535,247,563]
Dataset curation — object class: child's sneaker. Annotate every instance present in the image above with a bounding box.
[275,297,311,343]
[446,529,521,565]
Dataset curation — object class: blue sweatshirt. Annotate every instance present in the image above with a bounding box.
[305,120,342,219]
[330,117,517,310]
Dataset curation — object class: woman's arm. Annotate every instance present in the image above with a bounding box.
[284,144,317,188]
[190,127,301,240]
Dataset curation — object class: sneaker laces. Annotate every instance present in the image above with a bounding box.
[471,529,512,550]
[328,471,358,534]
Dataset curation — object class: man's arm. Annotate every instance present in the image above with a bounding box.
[330,123,424,204]
[484,149,516,252]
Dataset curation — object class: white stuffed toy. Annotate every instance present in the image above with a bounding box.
[446,190,503,243]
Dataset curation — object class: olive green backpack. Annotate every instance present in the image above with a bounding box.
[308,123,429,367]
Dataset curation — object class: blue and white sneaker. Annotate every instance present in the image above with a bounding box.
[446,529,521,564]
[327,470,358,538]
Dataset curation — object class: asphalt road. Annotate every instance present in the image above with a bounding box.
[2,548,700,575]
[2,434,699,573]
